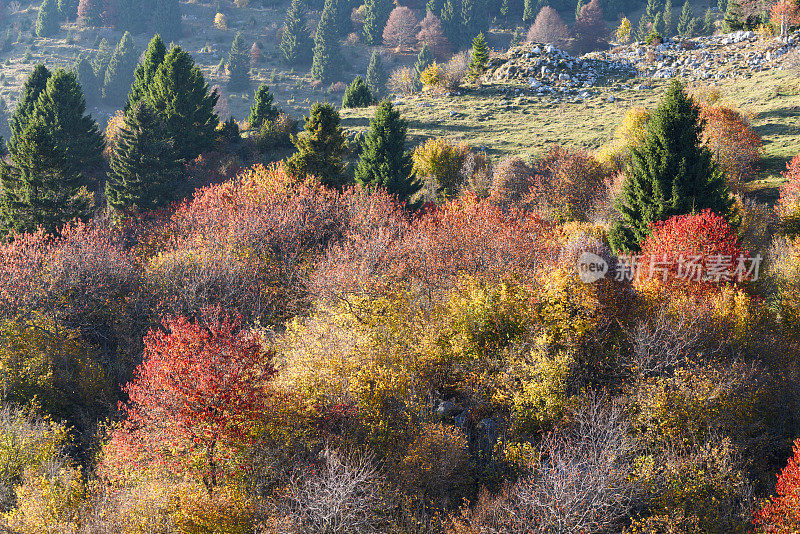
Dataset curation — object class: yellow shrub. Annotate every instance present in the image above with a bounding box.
[400,423,470,504]
[173,484,254,534]
[420,62,444,89]
[412,138,472,199]
[214,13,227,30]
[5,465,85,534]
[614,106,650,148]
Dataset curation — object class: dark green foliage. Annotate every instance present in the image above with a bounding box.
[74,56,99,104]
[635,12,649,40]
[125,34,166,114]
[415,44,433,79]
[355,100,419,204]
[107,102,184,213]
[366,50,386,97]
[118,0,148,34]
[36,0,60,37]
[677,0,693,36]
[342,76,373,109]
[280,0,311,64]
[227,32,250,91]
[311,0,340,83]
[78,0,103,26]
[144,46,219,161]
[248,85,279,129]
[0,97,11,150]
[363,0,392,45]
[285,102,348,189]
[468,32,489,80]
[152,0,182,42]
[0,69,104,234]
[662,0,673,36]
[102,32,139,104]
[723,0,743,31]
[609,80,733,252]
[218,116,241,145]
[9,64,51,156]
[58,0,79,20]
[92,38,113,85]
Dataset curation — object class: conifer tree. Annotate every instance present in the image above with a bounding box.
[74,55,99,104]
[439,0,458,44]
[461,0,477,43]
[145,46,219,161]
[723,0,743,31]
[118,0,146,34]
[703,7,715,34]
[285,102,348,189]
[247,85,279,129]
[662,0,673,36]
[58,0,79,20]
[107,102,184,213]
[609,80,733,252]
[0,69,103,234]
[102,32,139,104]
[36,0,60,37]
[9,64,51,155]
[0,97,11,148]
[280,0,311,64]
[227,32,250,91]
[635,12,649,40]
[342,76,373,108]
[468,32,489,81]
[645,0,661,21]
[77,0,103,26]
[677,0,693,35]
[125,34,166,113]
[363,0,392,45]
[355,100,419,204]
[311,0,340,83]
[152,0,182,42]
[415,43,433,79]
[366,50,386,97]
[575,0,584,21]
[522,0,534,22]
[92,38,113,85]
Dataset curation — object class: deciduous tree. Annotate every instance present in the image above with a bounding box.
[383,6,419,50]
[527,6,569,47]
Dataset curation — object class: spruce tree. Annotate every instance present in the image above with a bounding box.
[355,100,419,204]
[280,0,311,64]
[78,0,103,26]
[363,0,392,45]
[152,0,182,42]
[366,50,386,97]
[468,32,489,81]
[415,43,433,79]
[0,97,11,149]
[102,32,139,104]
[92,38,113,85]
[36,0,60,37]
[635,12,649,40]
[125,34,166,113]
[522,0,534,22]
[74,55,99,104]
[0,69,104,234]
[662,0,673,37]
[439,0,458,45]
[677,0,693,35]
[144,46,219,161]
[118,0,146,34]
[227,32,250,91]
[461,0,477,44]
[285,102,348,189]
[58,0,79,20]
[723,0,743,31]
[342,76,373,108]
[9,64,51,155]
[609,80,733,252]
[645,0,661,22]
[107,102,184,213]
[248,85,279,129]
[311,0,340,83]
[703,7,714,34]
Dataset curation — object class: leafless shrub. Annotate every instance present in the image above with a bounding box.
[460,151,493,198]
[387,66,417,95]
[442,52,469,91]
[383,6,419,51]
[526,6,569,47]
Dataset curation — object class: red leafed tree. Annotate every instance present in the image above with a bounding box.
[777,155,800,237]
[754,438,800,532]
[383,6,419,51]
[417,13,452,59]
[526,6,569,48]
[573,0,605,53]
[770,0,800,37]
[105,312,276,494]
[700,105,763,191]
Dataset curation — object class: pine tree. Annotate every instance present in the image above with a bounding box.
[144,46,219,161]
[152,0,182,42]
[609,80,733,252]
[363,0,392,45]
[355,100,419,204]
[102,31,139,104]
[703,7,714,34]
[0,97,11,149]
[662,0,673,37]
[107,102,184,213]
[652,12,663,36]
[342,76,373,108]
[92,37,113,85]
[125,34,166,114]
[439,0,457,44]
[522,0,534,22]
[9,64,51,155]
[0,69,104,234]
[365,50,386,97]
[280,0,311,64]
[723,0,743,31]
[645,0,661,21]
[284,102,348,189]
[74,55,99,104]
[461,0,477,44]
[36,0,60,37]
[247,85,279,129]
[468,32,489,81]
[415,43,433,79]
[311,0,340,83]
[227,32,250,91]
[677,0,693,35]
[635,12,649,40]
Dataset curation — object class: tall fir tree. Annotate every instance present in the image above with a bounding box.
[461,0,477,44]
[363,0,392,45]
[415,43,433,79]
[9,64,51,155]
[102,31,139,104]
[285,102,348,189]
[468,32,489,81]
[609,80,733,252]
[280,0,311,64]
[439,0,458,44]
[125,34,167,113]
[144,46,219,161]
[365,50,386,97]
[677,0,693,35]
[662,0,673,36]
[311,0,340,83]
[0,97,11,150]
[645,0,661,22]
[355,100,419,204]
[247,85,279,129]
[152,0,182,42]
[703,7,714,34]
[635,12,650,40]
[227,32,250,91]
[341,76,373,108]
[92,37,113,85]
[107,102,184,213]
[0,69,104,234]
[36,0,60,37]
[74,55,99,104]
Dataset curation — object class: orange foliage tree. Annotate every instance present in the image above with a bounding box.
[770,0,800,37]
[777,154,800,236]
[700,105,762,191]
[754,438,800,532]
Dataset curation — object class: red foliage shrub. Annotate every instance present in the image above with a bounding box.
[490,156,535,208]
[573,0,605,53]
[754,438,800,532]
[777,155,800,221]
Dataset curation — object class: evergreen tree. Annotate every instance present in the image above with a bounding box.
[284,102,348,189]
[415,43,433,79]
[78,0,103,26]
[74,55,99,104]
[102,31,139,104]
[468,32,489,81]
[677,0,693,35]
[355,100,419,204]
[662,0,673,36]
[58,0,79,20]
[144,47,219,161]
[440,0,458,44]
[645,0,661,21]
[118,0,147,34]
[311,0,340,83]
[125,34,166,114]
[363,0,392,45]
[107,102,184,213]
[342,76,373,108]
[703,7,714,34]
[9,64,51,155]
[152,0,182,42]
[723,0,743,31]
[0,69,104,234]
[36,0,60,37]
[247,85,279,129]
[461,0,477,41]
[652,11,663,36]
[0,97,11,149]
[92,38,113,84]
[609,80,732,252]
[227,32,250,91]
[365,50,386,97]
[522,0,534,22]
[280,0,311,64]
